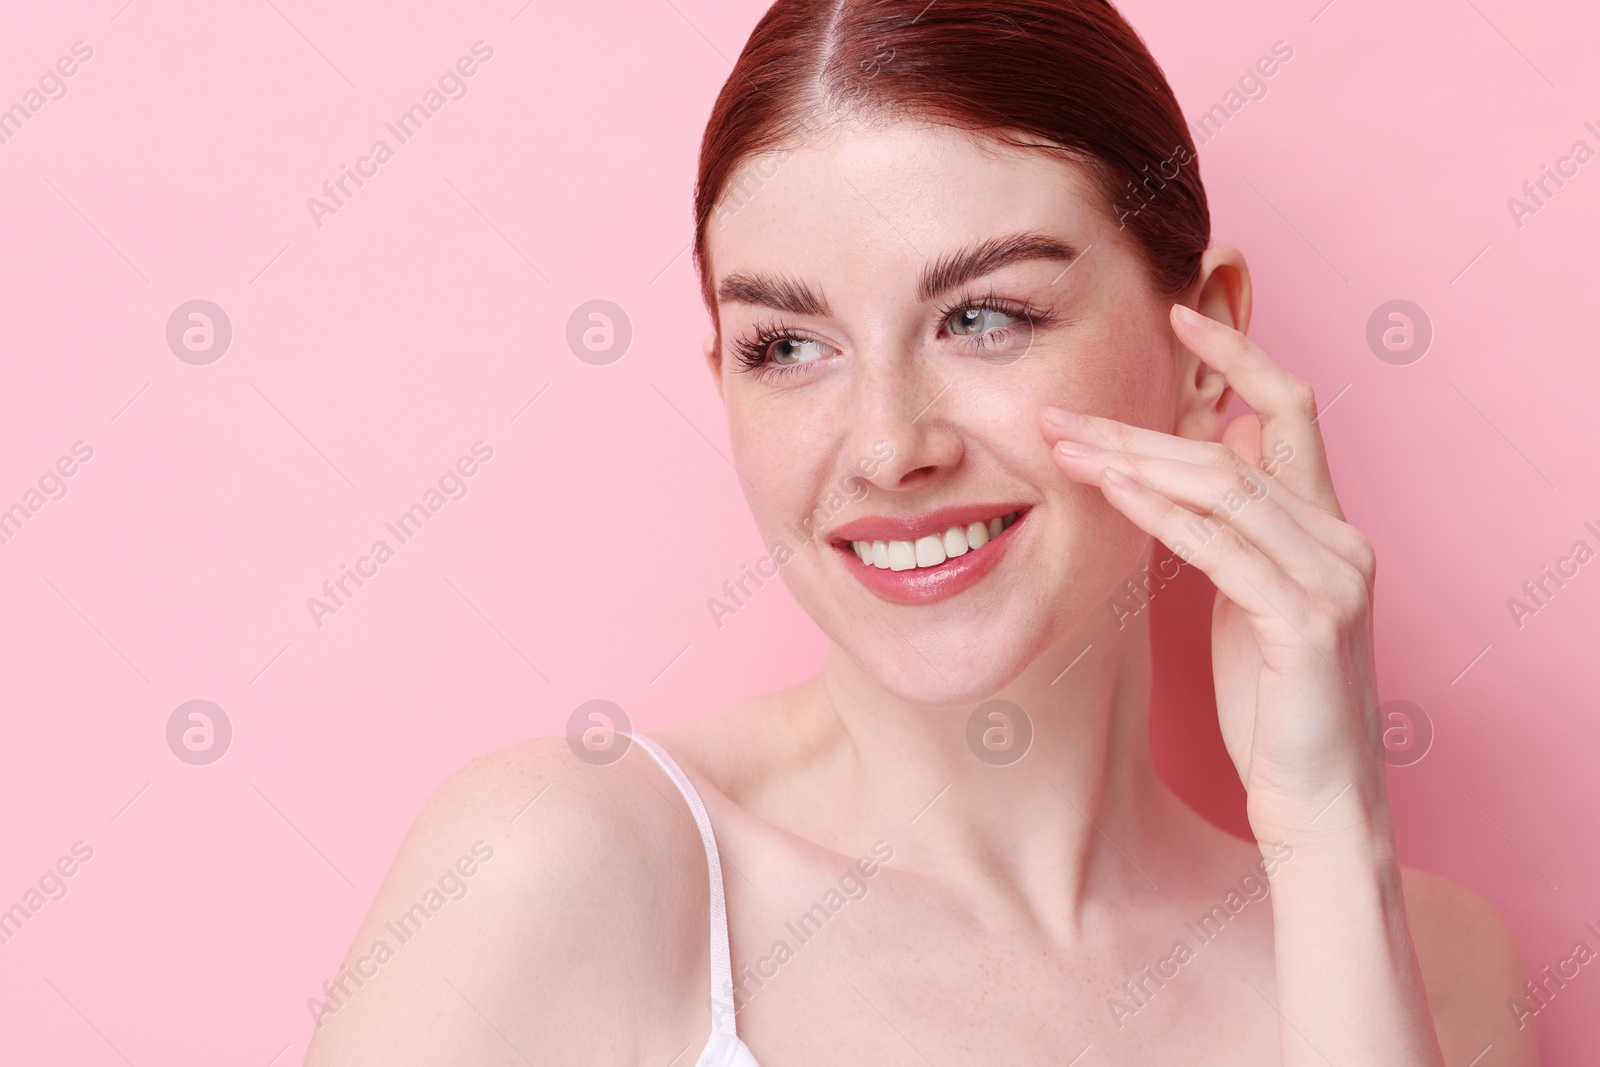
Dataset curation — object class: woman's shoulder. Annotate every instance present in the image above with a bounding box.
[303,735,715,1065]
[424,732,713,880]
[415,732,721,939]
[1401,866,1539,1065]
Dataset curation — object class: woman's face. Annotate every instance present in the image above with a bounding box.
[703,119,1198,706]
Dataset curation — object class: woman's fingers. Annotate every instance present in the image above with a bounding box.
[1167,304,1344,521]
[1087,462,1320,638]
[1053,443,1337,589]
[1038,407,1371,571]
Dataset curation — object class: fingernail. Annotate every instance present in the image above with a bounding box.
[1056,440,1093,457]
[1172,304,1205,327]
[1104,467,1137,488]
[1043,406,1082,428]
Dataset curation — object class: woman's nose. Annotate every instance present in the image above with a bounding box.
[839,351,964,491]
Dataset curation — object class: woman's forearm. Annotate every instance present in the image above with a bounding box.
[1264,803,1446,1067]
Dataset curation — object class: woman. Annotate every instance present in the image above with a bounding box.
[305,1,1536,1063]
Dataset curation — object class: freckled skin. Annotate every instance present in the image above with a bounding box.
[706,120,1183,706]
[302,119,1536,1067]
[664,119,1529,1065]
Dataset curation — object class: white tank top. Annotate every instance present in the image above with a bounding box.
[628,733,763,1067]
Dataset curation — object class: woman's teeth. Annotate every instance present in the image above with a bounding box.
[850,512,1020,571]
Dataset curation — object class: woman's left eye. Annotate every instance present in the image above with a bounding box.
[946,306,1024,337]
[771,337,832,365]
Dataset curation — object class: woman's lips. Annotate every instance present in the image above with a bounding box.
[834,507,1030,606]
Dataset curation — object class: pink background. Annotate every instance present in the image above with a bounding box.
[1,0,1596,1062]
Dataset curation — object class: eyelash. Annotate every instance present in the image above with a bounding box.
[729,289,1057,380]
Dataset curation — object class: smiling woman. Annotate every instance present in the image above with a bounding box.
[304,2,1538,1065]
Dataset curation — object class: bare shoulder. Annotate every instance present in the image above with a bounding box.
[1403,866,1540,1066]
[303,735,712,1067]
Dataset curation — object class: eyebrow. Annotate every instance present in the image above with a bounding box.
[714,231,1080,316]
[917,231,1080,303]
[715,272,829,317]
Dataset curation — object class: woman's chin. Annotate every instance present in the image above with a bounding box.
[839,626,1049,710]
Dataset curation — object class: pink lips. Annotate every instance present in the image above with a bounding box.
[831,506,1031,606]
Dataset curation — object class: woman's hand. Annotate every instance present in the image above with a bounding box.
[1038,302,1385,846]
[1040,304,1457,1067]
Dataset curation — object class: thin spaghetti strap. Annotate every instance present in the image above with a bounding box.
[626,732,739,1037]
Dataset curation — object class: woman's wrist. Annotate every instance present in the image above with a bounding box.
[1247,766,1397,856]
[1262,812,1406,915]
[1254,779,1445,1067]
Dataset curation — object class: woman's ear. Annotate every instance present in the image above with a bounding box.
[703,330,724,400]
[1172,244,1252,443]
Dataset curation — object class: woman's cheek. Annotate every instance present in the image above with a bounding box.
[730,418,828,543]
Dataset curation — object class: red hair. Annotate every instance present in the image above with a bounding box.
[693,0,1209,329]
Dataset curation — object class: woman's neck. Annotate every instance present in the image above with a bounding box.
[805,606,1180,936]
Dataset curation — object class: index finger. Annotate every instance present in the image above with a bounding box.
[1169,302,1342,518]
